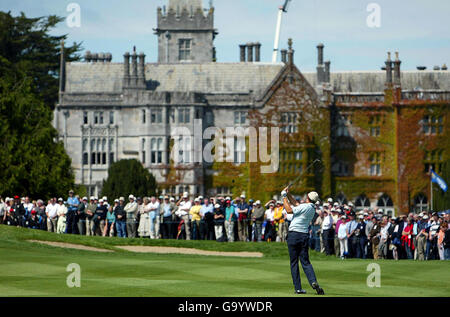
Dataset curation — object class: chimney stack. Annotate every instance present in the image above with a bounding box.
[385,52,393,85]
[287,38,294,65]
[316,43,326,83]
[254,42,261,62]
[123,52,130,88]
[138,52,146,89]
[325,60,331,83]
[240,44,246,62]
[131,47,138,88]
[281,49,287,63]
[247,43,254,62]
[393,52,401,87]
[91,52,98,63]
[84,51,92,62]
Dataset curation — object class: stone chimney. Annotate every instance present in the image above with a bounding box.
[240,44,246,62]
[247,43,254,62]
[393,52,401,87]
[316,43,326,83]
[84,51,92,62]
[287,38,294,66]
[281,49,287,63]
[138,52,146,89]
[91,52,98,63]
[105,53,112,63]
[254,42,261,62]
[131,47,138,88]
[325,60,331,83]
[123,52,130,88]
[385,52,393,86]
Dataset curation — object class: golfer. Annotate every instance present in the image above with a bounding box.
[282,187,325,295]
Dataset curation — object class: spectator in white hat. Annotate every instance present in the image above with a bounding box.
[56,198,67,234]
[124,195,138,238]
[213,203,225,241]
[337,215,348,259]
[176,192,192,240]
[252,200,265,242]
[77,196,88,235]
[86,196,97,236]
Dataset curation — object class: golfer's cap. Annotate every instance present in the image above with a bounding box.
[391,217,397,220]
[128,195,134,200]
[240,194,246,199]
[14,195,20,199]
[341,215,346,219]
[255,200,261,205]
[333,202,339,207]
[308,192,319,203]
[170,197,175,202]
[315,201,321,206]
[344,206,350,210]
[327,198,333,203]
[183,192,189,198]
[348,202,354,207]
[249,199,254,203]
[114,199,119,203]
[277,201,283,205]
[119,197,125,201]
[419,212,424,217]
[335,209,341,213]
[90,196,95,201]
[82,197,88,201]
[58,198,63,202]
[31,210,37,214]
[423,215,429,220]
[99,199,104,203]
[363,212,369,216]
[159,195,164,200]
[214,204,221,209]
[102,196,107,201]
[269,203,275,207]
[137,197,142,201]
[358,215,364,219]
[331,208,335,212]
[378,208,384,213]
[94,197,98,200]
[164,196,169,200]
[225,196,231,201]
[194,198,200,203]
[69,190,74,193]
[198,196,204,200]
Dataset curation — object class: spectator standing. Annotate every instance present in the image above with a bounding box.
[124,195,138,238]
[337,215,348,259]
[45,199,58,232]
[35,199,47,231]
[437,222,447,260]
[93,199,107,236]
[66,190,79,234]
[176,192,192,240]
[264,202,275,242]
[225,199,236,242]
[148,196,161,239]
[138,197,151,238]
[236,195,249,242]
[56,198,67,234]
[189,198,202,240]
[213,203,225,241]
[104,201,116,237]
[401,217,415,259]
[321,210,334,255]
[161,197,175,239]
[115,197,127,238]
[12,196,26,227]
[200,198,214,240]
[368,217,380,259]
[427,213,440,260]
[346,213,358,258]
[85,197,97,236]
[416,215,429,260]
[378,216,391,259]
[355,215,367,259]
[251,201,265,242]
[77,197,87,235]
[443,222,450,260]
[274,201,286,242]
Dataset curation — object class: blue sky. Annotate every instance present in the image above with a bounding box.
[1,0,449,71]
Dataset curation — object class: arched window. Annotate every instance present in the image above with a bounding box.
[377,194,393,207]
[355,194,370,210]
[336,193,347,205]
[414,194,428,213]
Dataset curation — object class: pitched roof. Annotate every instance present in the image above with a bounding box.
[65,62,285,96]
[302,71,450,93]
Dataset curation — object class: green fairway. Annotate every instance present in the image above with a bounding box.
[0,225,448,297]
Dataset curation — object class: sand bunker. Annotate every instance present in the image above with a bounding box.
[28,240,114,253]
[116,245,263,258]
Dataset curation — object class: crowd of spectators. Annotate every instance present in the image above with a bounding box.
[0,191,449,260]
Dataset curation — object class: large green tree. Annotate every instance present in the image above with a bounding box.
[0,11,82,199]
[102,159,158,200]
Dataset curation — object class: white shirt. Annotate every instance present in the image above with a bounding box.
[283,209,293,222]
[338,222,348,239]
[265,209,274,221]
[46,203,58,218]
[176,200,191,217]
[24,203,34,213]
[56,204,67,217]
[380,222,391,240]
[322,214,334,230]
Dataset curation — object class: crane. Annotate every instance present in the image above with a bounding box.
[272,0,292,63]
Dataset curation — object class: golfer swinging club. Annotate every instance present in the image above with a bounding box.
[281,187,325,295]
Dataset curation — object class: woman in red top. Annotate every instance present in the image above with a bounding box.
[401,218,415,259]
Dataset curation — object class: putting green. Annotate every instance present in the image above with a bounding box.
[0,226,448,297]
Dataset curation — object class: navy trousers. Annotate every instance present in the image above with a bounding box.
[287,231,318,291]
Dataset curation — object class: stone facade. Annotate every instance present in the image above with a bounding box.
[54,0,450,214]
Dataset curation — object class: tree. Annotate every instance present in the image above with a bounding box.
[0,11,82,199]
[101,159,158,200]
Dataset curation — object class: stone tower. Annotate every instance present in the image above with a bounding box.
[155,0,217,63]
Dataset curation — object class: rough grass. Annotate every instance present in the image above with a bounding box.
[0,225,449,297]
